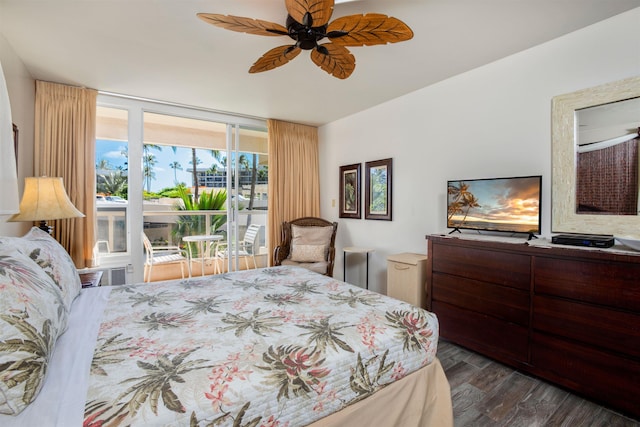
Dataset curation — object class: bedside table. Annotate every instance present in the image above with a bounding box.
[387,253,427,308]
[343,247,375,289]
[80,270,103,288]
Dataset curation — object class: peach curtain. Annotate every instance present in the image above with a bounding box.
[35,80,97,268]
[267,119,320,264]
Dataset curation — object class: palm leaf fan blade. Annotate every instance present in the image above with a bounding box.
[250,45,302,73]
[327,13,414,46]
[285,0,334,26]
[197,13,288,36]
[310,43,355,79]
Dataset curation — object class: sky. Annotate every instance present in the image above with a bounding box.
[96,140,249,193]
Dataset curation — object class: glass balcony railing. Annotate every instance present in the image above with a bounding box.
[95,205,267,261]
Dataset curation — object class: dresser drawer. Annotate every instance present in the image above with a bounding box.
[433,301,529,364]
[534,257,640,311]
[433,272,530,326]
[432,243,530,290]
[533,295,640,358]
[531,332,640,418]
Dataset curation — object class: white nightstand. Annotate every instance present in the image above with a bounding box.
[387,253,428,307]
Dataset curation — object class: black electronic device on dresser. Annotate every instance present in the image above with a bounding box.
[425,234,640,419]
[551,233,615,248]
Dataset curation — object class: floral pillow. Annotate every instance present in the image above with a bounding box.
[0,227,82,311]
[0,249,68,415]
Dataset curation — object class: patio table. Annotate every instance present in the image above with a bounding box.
[182,234,223,276]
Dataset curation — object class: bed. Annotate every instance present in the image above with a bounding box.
[0,228,452,426]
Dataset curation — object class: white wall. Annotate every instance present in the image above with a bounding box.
[319,8,640,294]
[0,32,35,237]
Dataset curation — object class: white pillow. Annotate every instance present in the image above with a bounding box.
[291,225,333,246]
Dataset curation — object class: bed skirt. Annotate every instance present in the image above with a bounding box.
[312,358,452,427]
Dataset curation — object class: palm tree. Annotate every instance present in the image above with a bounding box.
[190,149,201,202]
[96,158,111,171]
[238,154,250,174]
[97,171,128,197]
[143,154,157,192]
[169,161,182,184]
[249,153,257,204]
[257,165,268,182]
[208,149,224,187]
[173,185,227,257]
[460,193,481,223]
[447,181,481,225]
[447,182,470,220]
[238,153,258,225]
[119,147,129,172]
[219,154,234,190]
[143,144,162,192]
[210,150,223,166]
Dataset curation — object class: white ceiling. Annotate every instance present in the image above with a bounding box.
[1,0,639,126]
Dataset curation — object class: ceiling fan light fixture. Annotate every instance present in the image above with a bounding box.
[197,0,412,79]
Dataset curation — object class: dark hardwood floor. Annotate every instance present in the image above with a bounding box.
[437,340,640,426]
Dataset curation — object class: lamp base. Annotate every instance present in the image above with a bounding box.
[38,220,52,235]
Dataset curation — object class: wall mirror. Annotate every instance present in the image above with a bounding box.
[552,75,640,238]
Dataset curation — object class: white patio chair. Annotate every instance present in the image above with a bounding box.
[215,224,261,271]
[142,232,191,282]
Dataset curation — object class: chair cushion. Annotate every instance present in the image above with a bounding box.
[151,253,187,264]
[281,259,329,275]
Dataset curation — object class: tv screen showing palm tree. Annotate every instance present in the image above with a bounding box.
[447,175,542,235]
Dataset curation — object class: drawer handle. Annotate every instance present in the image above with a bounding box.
[394,264,410,270]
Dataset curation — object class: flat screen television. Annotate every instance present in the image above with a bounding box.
[447,175,542,238]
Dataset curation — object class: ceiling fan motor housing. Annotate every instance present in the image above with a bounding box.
[286,15,327,50]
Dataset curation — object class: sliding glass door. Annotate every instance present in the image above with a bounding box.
[95,94,267,283]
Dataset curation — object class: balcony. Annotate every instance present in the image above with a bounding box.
[96,201,268,283]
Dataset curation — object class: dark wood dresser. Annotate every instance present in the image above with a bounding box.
[426,234,640,418]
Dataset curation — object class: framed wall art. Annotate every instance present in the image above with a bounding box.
[339,163,361,218]
[365,158,392,221]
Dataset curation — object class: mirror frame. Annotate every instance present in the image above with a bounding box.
[552,75,640,238]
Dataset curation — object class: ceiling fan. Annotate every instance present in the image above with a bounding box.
[197,0,413,79]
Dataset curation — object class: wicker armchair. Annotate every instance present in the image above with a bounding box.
[273,217,338,276]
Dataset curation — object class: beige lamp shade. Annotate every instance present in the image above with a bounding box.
[9,177,85,222]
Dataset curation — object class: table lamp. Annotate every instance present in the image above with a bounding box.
[8,176,85,234]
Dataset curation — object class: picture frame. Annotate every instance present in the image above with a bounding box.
[365,158,392,221]
[339,163,361,218]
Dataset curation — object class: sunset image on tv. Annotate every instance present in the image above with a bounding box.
[447,176,541,234]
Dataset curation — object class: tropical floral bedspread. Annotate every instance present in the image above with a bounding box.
[83,266,439,426]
